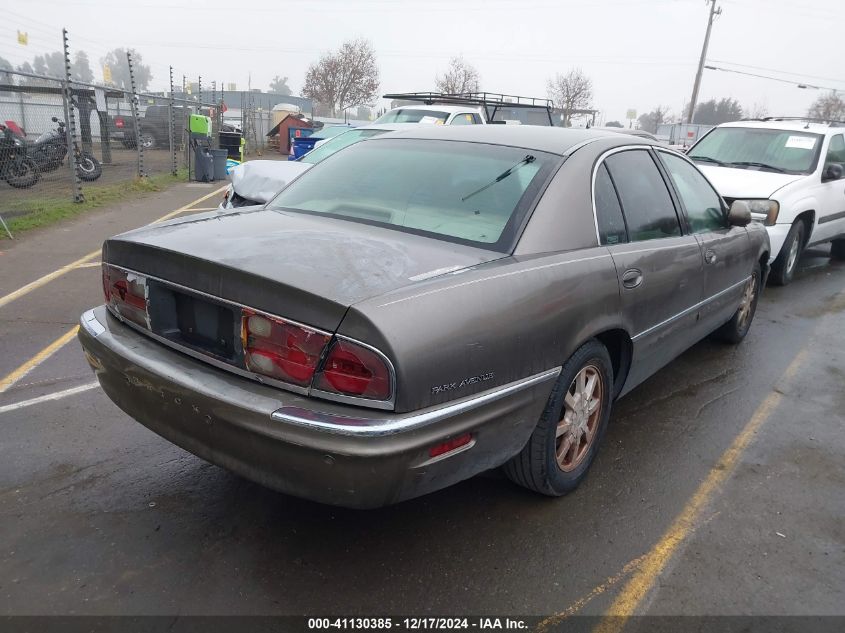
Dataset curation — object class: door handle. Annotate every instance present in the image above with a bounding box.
[704,249,718,264]
[621,268,643,289]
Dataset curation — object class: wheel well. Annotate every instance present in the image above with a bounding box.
[795,210,815,244]
[595,329,632,399]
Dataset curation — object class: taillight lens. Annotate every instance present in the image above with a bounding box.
[115,117,124,128]
[242,309,330,387]
[313,339,392,401]
[102,265,149,328]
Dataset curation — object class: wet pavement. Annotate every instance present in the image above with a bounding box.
[0,193,843,622]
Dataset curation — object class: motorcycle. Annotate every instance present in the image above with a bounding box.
[25,117,102,181]
[0,125,40,189]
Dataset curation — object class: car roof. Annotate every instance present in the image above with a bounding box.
[592,127,659,140]
[370,124,654,155]
[716,119,838,135]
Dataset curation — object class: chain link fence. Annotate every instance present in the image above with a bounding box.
[0,66,218,235]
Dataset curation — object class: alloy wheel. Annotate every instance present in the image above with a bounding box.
[786,235,800,274]
[737,273,757,330]
[556,365,603,472]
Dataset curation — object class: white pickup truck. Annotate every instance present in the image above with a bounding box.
[689,119,845,285]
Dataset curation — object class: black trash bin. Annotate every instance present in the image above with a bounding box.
[219,131,243,160]
[210,149,228,181]
[193,145,214,182]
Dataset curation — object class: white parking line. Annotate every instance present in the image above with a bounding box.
[0,382,99,415]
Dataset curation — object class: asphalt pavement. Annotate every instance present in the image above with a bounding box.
[0,188,842,626]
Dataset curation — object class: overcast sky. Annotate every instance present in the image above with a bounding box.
[4,0,844,123]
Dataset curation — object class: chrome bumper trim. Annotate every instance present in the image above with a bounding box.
[270,367,561,437]
[81,308,105,337]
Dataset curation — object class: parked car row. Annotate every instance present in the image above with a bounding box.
[79,117,806,508]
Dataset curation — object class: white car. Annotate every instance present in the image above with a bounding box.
[374,104,486,126]
[689,119,845,285]
[219,123,413,209]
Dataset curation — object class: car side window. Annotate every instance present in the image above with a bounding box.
[604,150,681,242]
[450,113,477,126]
[659,151,727,233]
[594,163,628,245]
[825,134,845,165]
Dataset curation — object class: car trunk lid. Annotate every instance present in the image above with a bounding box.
[103,208,503,332]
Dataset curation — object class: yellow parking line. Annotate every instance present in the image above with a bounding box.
[0,251,101,310]
[149,186,226,224]
[0,326,80,394]
[592,347,810,633]
[0,185,226,311]
[536,554,647,632]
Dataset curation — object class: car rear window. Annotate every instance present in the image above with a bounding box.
[268,139,558,251]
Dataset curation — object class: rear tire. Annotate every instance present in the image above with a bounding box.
[138,131,156,150]
[769,220,805,286]
[5,157,40,189]
[715,263,761,344]
[830,239,845,261]
[504,340,613,497]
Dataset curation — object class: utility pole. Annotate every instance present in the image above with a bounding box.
[687,0,721,123]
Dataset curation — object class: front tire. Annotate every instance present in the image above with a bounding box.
[830,239,845,261]
[504,340,613,497]
[769,220,805,286]
[76,153,102,181]
[715,263,761,344]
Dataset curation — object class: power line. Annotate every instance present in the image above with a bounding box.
[708,60,845,86]
[703,64,842,92]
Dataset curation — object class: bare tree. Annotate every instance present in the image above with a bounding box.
[808,91,845,122]
[745,102,768,119]
[435,56,480,93]
[302,39,380,117]
[547,68,593,126]
[637,105,672,134]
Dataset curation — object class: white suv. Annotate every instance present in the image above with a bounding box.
[374,104,486,126]
[688,119,845,285]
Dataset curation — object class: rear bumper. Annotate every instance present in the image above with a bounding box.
[78,306,558,508]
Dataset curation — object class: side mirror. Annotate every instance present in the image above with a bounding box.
[728,200,752,227]
[51,116,58,123]
[822,163,843,182]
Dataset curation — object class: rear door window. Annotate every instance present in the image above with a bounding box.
[604,150,681,242]
[594,163,628,245]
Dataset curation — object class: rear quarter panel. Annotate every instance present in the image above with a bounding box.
[341,247,621,413]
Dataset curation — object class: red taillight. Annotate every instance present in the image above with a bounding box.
[313,339,392,401]
[103,265,149,328]
[429,433,473,458]
[242,310,330,387]
[115,117,124,128]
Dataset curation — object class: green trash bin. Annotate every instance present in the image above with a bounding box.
[189,114,212,136]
